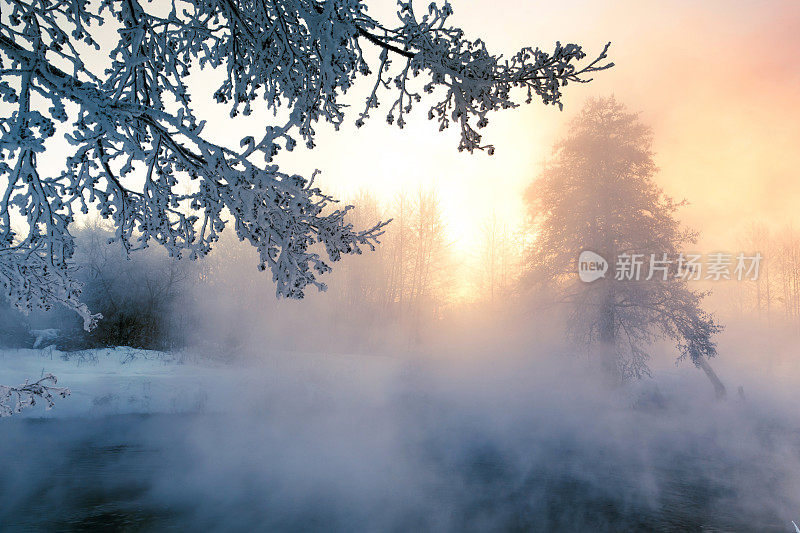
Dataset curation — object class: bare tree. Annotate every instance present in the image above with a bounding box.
[335,190,389,312]
[384,191,411,316]
[774,226,800,331]
[406,187,451,336]
[71,221,196,349]
[476,211,520,304]
[725,223,774,324]
[332,187,454,341]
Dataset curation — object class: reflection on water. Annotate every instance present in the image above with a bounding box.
[0,413,796,532]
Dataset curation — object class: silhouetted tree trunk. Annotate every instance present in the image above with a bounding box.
[697,357,727,400]
[599,285,621,385]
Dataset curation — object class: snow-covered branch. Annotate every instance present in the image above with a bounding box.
[0,0,610,323]
[0,373,70,417]
[355,2,613,153]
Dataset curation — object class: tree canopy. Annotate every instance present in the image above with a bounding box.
[525,97,721,383]
[0,0,612,327]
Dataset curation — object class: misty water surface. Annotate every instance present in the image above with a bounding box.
[2,352,799,532]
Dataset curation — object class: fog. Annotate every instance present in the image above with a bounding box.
[3,270,800,530]
[4,147,800,530]
[2,0,800,530]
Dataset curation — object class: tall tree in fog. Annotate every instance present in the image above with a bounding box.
[385,192,411,313]
[525,97,725,395]
[72,221,196,350]
[407,187,452,332]
[347,187,453,336]
[337,191,388,310]
[476,211,520,303]
[0,0,612,329]
[776,227,800,327]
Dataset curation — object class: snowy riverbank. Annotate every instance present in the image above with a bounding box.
[0,347,222,418]
[0,346,406,419]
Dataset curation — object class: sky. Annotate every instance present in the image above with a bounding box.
[265,0,800,255]
[21,0,800,260]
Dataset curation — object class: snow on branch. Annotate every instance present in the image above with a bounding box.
[0,0,611,324]
[355,2,613,154]
[0,373,70,417]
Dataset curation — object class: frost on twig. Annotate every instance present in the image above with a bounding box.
[0,373,70,417]
[0,0,611,325]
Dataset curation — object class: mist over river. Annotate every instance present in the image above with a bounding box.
[2,350,799,532]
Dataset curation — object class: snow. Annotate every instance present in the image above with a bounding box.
[0,346,404,419]
[30,329,59,349]
[0,347,230,418]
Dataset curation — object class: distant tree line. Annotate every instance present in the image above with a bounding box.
[0,220,198,351]
[329,188,455,344]
[720,224,800,331]
[0,188,458,353]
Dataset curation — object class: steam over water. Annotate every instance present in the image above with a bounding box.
[2,346,799,532]
[1,0,799,530]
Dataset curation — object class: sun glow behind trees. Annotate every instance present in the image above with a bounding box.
[310,0,800,262]
[0,0,614,329]
[2,0,799,319]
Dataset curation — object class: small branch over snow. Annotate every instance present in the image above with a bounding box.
[0,374,70,417]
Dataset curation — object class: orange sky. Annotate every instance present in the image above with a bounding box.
[263,0,800,256]
[22,1,800,257]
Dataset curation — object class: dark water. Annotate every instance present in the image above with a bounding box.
[0,412,796,532]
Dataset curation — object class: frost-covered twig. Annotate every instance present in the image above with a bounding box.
[0,373,70,417]
[0,0,611,325]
